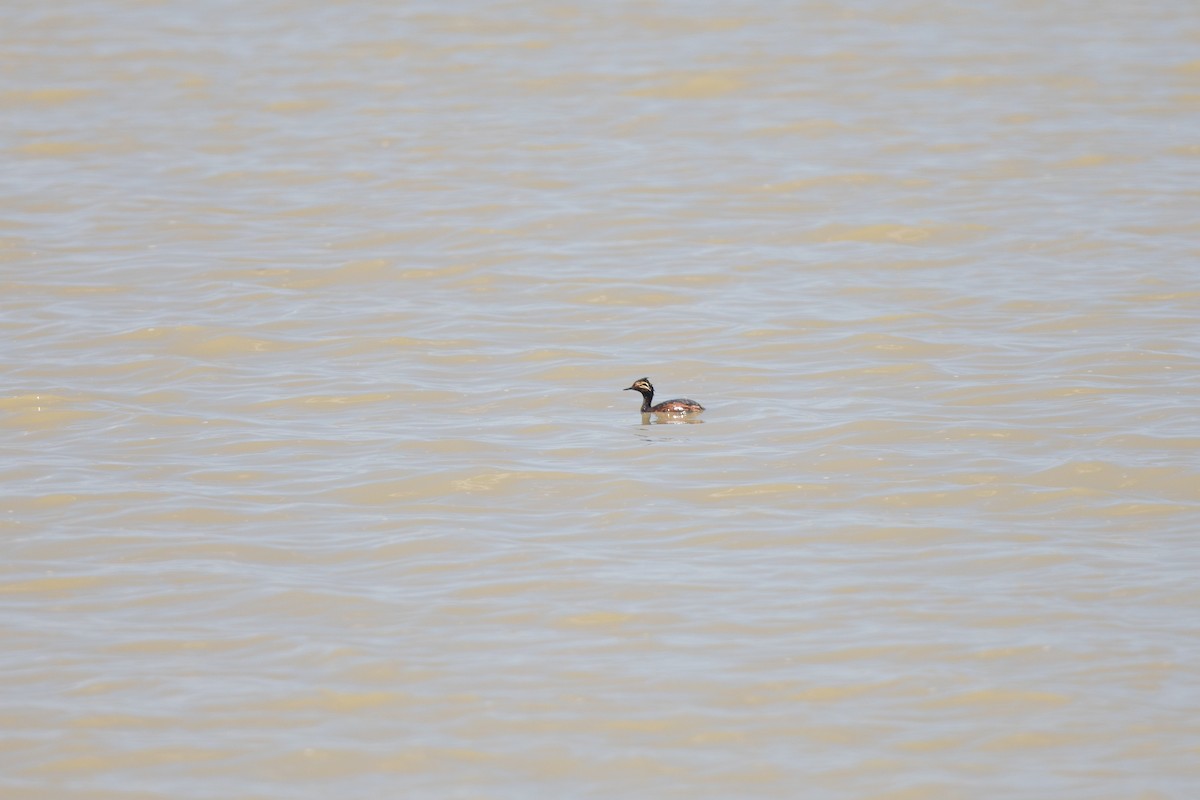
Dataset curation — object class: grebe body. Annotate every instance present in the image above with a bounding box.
[623,377,704,415]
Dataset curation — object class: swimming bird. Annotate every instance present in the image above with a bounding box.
[623,377,704,415]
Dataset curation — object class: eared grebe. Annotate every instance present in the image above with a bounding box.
[624,377,705,415]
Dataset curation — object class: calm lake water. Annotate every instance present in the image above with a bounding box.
[3,1,1199,798]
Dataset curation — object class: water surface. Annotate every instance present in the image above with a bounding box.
[3,1,1199,798]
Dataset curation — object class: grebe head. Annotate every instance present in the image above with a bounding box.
[624,377,654,397]
[624,377,656,413]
